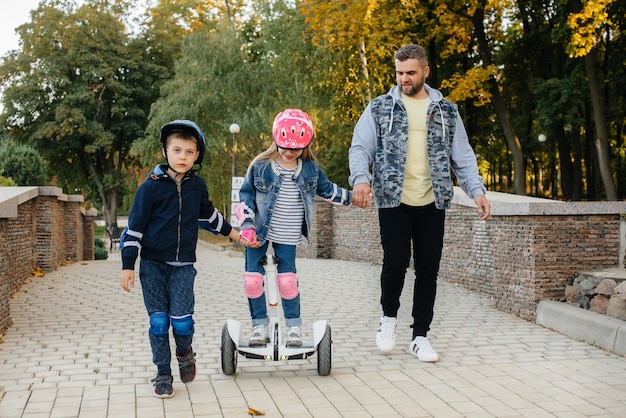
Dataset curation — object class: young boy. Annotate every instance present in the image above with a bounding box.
[119,120,254,398]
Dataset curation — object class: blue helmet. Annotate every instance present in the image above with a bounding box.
[160,120,206,165]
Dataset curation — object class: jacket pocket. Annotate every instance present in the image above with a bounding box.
[253,177,272,192]
[302,177,317,193]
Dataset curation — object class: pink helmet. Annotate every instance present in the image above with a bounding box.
[272,109,314,149]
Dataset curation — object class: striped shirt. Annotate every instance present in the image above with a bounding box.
[267,163,304,245]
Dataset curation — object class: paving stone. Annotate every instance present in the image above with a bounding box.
[0,243,624,417]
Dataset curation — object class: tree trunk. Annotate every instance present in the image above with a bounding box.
[358,38,372,106]
[472,4,526,195]
[84,153,119,229]
[557,129,572,200]
[584,51,617,200]
[569,128,583,201]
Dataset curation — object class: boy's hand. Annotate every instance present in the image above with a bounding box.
[238,229,262,248]
[120,270,134,292]
[229,228,261,248]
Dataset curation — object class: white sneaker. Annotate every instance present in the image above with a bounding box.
[286,326,302,347]
[376,315,397,352]
[249,324,269,346]
[409,336,439,362]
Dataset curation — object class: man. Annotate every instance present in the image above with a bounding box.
[349,44,490,362]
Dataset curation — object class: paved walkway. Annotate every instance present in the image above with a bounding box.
[1,241,625,418]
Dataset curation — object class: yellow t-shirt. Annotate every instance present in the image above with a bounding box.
[400,94,435,207]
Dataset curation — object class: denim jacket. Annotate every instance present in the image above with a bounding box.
[238,158,352,244]
[349,84,486,209]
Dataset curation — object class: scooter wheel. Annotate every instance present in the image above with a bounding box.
[317,324,332,376]
[221,323,237,375]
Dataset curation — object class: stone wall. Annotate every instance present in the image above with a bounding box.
[298,188,626,321]
[0,187,96,336]
[3,184,625,335]
[439,208,621,320]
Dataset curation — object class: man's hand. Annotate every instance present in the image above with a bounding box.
[475,194,491,220]
[352,183,372,208]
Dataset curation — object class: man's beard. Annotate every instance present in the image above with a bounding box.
[401,78,425,96]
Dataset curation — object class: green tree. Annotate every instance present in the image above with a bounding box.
[0,0,169,226]
[566,0,618,200]
[143,0,334,213]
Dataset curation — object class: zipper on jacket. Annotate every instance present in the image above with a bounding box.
[176,180,183,261]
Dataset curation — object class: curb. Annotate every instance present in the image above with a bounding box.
[536,300,626,356]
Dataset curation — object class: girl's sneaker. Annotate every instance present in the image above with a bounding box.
[286,326,302,346]
[176,349,197,383]
[249,324,269,346]
[151,373,174,398]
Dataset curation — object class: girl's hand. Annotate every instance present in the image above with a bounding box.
[238,229,262,248]
[229,228,261,248]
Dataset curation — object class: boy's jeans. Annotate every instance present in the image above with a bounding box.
[140,259,196,374]
[245,242,302,327]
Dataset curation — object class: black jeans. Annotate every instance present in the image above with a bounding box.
[378,202,445,338]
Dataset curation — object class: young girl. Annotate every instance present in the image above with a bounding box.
[236,109,352,346]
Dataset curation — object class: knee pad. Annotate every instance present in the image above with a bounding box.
[149,312,170,336]
[171,315,194,336]
[277,273,299,300]
[244,272,264,298]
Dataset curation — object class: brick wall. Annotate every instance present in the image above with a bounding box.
[3,185,624,335]
[298,189,626,321]
[439,208,621,320]
[0,187,96,336]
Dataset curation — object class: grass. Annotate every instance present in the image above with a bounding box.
[198,229,244,252]
[94,225,106,238]
[93,224,242,252]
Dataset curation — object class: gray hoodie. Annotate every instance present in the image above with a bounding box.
[348,83,486,209]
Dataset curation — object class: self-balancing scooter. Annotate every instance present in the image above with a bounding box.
[220,253,332,376]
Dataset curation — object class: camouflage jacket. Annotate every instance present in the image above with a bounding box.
[349,84,486,209]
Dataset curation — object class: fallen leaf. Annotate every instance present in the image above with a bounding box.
[30,267,45,277]
[248,407,265,416]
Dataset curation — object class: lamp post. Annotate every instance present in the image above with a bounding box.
[229,123,240,178]
[538,133,557,199]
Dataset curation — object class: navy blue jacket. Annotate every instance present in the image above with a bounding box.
[121,164,232,270]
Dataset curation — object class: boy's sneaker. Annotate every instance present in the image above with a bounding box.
[176,349,197,383]
[286,326,302,347]
[151,373,174,398]
[409,336,439,362]
[376,315,397,352]
[249,324,269,346]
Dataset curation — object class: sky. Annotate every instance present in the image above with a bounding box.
[0,0,43,58]
[0,0,148,58]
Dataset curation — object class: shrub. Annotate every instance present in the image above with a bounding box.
[0,171,16,186]
[94,246,108,260]
[0,140,48,186]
